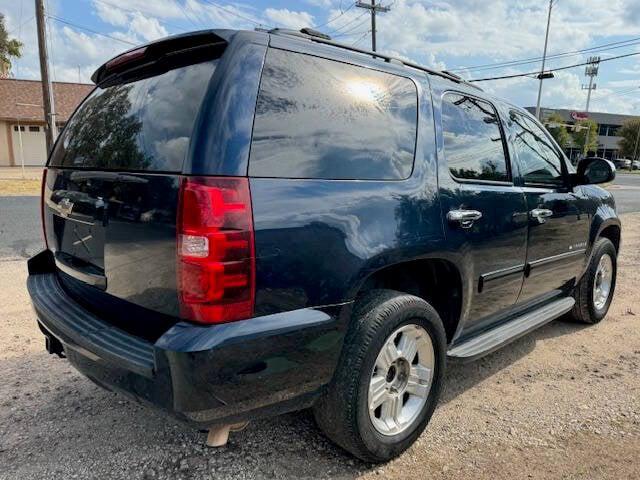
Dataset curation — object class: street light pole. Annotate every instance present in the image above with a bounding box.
[633,124,640,163]
[581,56,600,156]
[535,0,554,120]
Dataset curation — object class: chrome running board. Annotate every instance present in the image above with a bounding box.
[447,297,575,362]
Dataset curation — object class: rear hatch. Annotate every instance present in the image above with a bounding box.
[43,32,226,338]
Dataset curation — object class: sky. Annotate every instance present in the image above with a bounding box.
[1,0,639,115]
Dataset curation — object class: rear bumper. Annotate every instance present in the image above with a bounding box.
[27,250,350,427]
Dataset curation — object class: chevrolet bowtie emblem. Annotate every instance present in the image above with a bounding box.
[58,197,74,217]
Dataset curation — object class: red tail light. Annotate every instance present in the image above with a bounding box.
[177,177,255,324]
[41,168,49,249]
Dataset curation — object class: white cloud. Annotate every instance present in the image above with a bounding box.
[129,13,168,42]
[264,8,315,29]
[304,0,335,7]
[92,0,185,20]
[92,2,168,43]
[0,0,638,115]
[93,1,128,27]
[183,0,263,29]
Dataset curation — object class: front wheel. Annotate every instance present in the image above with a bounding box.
[313,290,446,462]
[570,237,617,324]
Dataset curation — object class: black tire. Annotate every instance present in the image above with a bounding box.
[313,289,447,462]
[570,238,617,324]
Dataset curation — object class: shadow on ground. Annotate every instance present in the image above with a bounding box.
[0,317,589,479]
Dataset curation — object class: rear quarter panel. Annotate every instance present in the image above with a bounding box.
[580,184,620,263]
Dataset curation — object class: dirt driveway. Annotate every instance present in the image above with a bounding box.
[1,215,639,480]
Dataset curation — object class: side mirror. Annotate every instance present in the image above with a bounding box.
[576,157,616,185]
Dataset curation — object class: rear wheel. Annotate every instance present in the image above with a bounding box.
[313,289,446,462]
[570,238,617,324]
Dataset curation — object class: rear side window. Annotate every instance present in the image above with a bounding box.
[510,112,565,186]
[249,49,418,180]
[442,93,509,182]
[50,60,217,172]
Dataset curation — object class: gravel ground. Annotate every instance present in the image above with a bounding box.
[1,214,639,479]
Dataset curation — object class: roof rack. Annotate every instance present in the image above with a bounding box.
[264,28,482,90]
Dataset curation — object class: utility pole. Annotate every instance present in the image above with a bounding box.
[535,0,554,120]
[581,56,600,156]
[356,1,390,52]
[35,0,58,154]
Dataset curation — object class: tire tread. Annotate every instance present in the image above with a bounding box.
[313,289,446,462]
[570,237,616,324]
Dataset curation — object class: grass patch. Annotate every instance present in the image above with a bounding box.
[0,179,41,196]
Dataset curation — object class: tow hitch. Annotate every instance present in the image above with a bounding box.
[44,333,65,358]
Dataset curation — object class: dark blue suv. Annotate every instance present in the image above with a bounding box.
[27,28,620,462]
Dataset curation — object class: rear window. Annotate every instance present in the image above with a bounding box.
[249,49,418,180]
[50,60,217,172]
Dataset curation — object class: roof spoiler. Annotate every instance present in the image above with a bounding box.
[91,30,229,87]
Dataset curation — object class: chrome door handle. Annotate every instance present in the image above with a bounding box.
[530,208,553,223]
[447,209,483,228]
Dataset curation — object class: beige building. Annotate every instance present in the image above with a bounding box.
[0,78,93,166]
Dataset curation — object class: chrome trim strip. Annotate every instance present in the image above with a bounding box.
[55,258,107,290]
[528,249,587,270]
[478,264,525,292]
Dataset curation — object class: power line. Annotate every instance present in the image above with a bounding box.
[592,86,640,102]
[332,19,370,38]
[46,14,137,46]
[333,27,372,39]
[7,15,35,36]
[181,1,208,30]
[452,36,640,73]
[199,0,266,27]
[469,51,640,82]
[312,2,356,30]
[351,29,372,47]
[328,10,368,34]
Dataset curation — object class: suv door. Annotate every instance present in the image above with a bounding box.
[437,91,528,333]
[508,111,590,303]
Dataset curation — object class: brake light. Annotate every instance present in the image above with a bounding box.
[177,177,255,324]
[105,47,147,71]
[40,168,48,249]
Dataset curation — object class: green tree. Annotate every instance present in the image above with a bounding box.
[617,119,640,160]
[0,14,23,72]
[545,113,571,149]
[572,119,598,155]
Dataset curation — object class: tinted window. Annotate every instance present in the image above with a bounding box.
[249,49,417,180]
[50,60,217,172]
[511,112,564,186]
[442,93,509,182]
